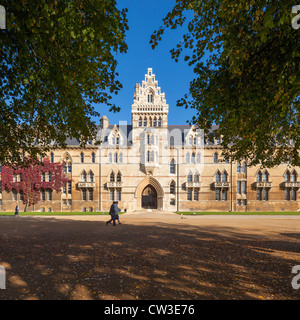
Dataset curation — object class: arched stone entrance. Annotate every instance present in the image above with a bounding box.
[142,185,157,209]
[135,176,164,210]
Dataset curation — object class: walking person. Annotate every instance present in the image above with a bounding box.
[114,201,122,224]
[106,201,116,226]
[14,203,19,217]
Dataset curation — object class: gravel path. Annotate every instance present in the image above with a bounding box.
[0,213,299,300]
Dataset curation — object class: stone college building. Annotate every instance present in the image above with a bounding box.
[1,68,300,213]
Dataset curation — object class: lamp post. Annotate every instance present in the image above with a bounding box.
[230,150,233,212]
[99,148,101,212]
[176,147,179,212]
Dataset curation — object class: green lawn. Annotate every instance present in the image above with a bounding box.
[0,211,299,216]
[0,212,126,216]
[176,211,300,215]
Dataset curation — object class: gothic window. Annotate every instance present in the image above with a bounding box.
[256,171,262,182]
[237,162,241,173]
[215,189,220,201]
[110,190,114,201]
[187,189,192,201]
[285,171,290,182]
[139,117,142,127]
[285,189,290,201]
[191,153,195,163]
[222,189,227,201]
[143,117,147,127]
[151,135,155,144]
[194,189,199,201]
[151,151,155,162]
[187,172,193,182]
[153,117,157,127]
[242,162,247,173]
[186,153,190,163]
[263,171,269,182]
[110,172,115,182]
[116,189,121,201]
[242,181,246,194]
[148,93,153,103]
[291,170,297,182]
[256,189,262,201]
[114,152,118,163]
[262,189,268,201]
[214,153,218,163]
[91,153,95,163]
[89,171,94,182]
[119,153,123,164]
[237,181,241,194]
[216,171,221,182]
[194,173,200,182]
[222,171,228,182]
[51,152,54,163]
[158,117,162,127]
[116,172,122,182]
[108,153,112,163]
[68,181,72,194]
[170,159,175,174]
[196,153,201,163]
[170,181,175,194]
[82,171,87,182]
[88,189,93,201]
[147,150,150,162]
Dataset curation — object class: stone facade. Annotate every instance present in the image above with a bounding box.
[1,68,300,213]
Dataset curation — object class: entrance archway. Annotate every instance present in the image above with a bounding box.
[142,185,157,209]
[135,176,164,211]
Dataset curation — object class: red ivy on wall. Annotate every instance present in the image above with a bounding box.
[1,158,71,206]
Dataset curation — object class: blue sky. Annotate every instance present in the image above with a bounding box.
[94,0,196,126]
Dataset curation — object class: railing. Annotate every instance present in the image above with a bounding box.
[77,182,95,188]
[214,182,230,188]
[106,181,123,188]
[283,182,300,188]
[186,182,201,188]
[255,182,272,188]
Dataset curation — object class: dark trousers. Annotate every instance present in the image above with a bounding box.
[107,215,116,225]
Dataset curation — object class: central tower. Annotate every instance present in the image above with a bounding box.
[131,68,169,129]
[131,68,169,176]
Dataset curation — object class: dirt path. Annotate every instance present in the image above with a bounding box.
[0,213,300,300]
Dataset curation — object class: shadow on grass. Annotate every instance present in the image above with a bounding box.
[0,216,299,300]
